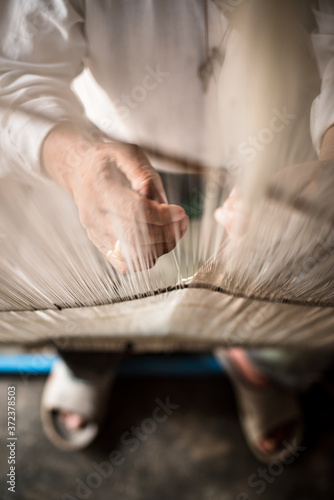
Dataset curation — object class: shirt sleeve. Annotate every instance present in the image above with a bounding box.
[0,0,89,185]
[310,0,334,154]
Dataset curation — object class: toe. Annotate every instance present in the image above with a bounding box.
[257,420,299,455]
[58,411,89,431]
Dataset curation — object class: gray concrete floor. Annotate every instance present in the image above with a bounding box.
[1,358,334,500]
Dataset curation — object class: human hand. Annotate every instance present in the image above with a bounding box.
[214,126,334,242]
[214,187,247,243]
[42,124,189,272]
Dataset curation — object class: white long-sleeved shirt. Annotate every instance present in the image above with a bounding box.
[311,0,334,152]
[0,0,333,186]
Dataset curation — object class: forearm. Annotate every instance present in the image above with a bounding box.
[0,0,86,185]
[319,125,334,161]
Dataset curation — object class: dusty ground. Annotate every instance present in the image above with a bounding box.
[1,355,334,500]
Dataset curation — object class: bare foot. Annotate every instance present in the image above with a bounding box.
[228,348,298,454]
[58,411,89,431]
[228,348,269,387]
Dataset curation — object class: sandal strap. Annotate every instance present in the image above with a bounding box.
[234,381,300,442]
[216,350,302,450]
[42,360,114,420]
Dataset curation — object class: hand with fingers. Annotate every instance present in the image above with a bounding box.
[42,123,189,273]
[214,186,246,243]
[215,125,334,242]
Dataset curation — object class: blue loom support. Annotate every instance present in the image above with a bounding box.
[0,354,225,377]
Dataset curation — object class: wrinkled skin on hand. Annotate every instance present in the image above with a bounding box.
[214,125,334,242]
[42,125,189,273]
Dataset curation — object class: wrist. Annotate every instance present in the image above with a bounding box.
[41,122,104,193]
[319,124,334,161]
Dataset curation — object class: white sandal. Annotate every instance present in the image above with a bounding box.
[41,360,115,451]
[215,350,304,464]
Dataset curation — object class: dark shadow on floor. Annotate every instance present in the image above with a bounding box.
[1,359,334,500]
